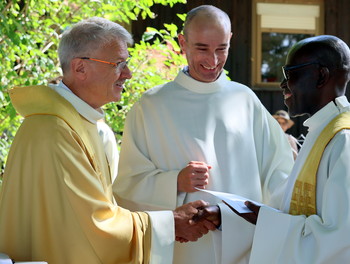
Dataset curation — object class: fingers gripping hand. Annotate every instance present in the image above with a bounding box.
[191,205,221,228]
[174,200,212,242]
[177,161,211,193]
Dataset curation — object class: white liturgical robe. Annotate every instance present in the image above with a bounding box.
[249,96,350,264]
[114,70,294,264]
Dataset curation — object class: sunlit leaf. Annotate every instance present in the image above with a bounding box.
[0,0,187,177]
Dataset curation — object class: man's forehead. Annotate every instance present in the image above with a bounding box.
[94,40,128,58]
[287,45,311,64]
[186,27,231,45]
[192,41,229,46]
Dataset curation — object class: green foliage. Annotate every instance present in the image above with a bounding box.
[105,26,187,142]
[0,0,187,176]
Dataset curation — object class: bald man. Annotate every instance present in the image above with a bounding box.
[114,5,294,264]
[237,35,350,263]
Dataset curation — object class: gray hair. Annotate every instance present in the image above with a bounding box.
[58,17,133,73]
[183,5,231,37]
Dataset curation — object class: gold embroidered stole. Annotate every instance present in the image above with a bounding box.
[289,111,350,216]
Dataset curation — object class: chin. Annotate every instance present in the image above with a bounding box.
[111,92,122,101]
[200,74,220,83]
[111,97,121,103]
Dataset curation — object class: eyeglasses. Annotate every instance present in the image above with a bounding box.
[282,61,320,81]
[78,55,131,72]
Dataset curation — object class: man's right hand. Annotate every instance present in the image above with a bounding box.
[173,200,217,243]
[191,205,221,227]
[177,161,211,192]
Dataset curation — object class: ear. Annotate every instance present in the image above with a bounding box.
[71,58,87,81]
[178,33,186,53]
[317,66,330,88]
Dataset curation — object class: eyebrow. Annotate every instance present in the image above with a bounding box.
[114,57,128,61]
[194,43,229,47]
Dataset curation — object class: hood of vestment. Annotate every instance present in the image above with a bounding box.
[9,85,79,126]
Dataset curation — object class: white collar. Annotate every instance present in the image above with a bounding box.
[49,81,104,124]
[304,96,350,132]
[175,69,228,94]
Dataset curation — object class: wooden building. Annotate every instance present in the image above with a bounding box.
[132,0,350,139]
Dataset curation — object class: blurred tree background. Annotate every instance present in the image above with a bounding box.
[260,33,314,83]
[0,0,187,187]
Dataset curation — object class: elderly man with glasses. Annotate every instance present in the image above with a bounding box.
[0,17,216,264]
[233,35,350,263]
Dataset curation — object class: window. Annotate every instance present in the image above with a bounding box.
[252,0,324,88]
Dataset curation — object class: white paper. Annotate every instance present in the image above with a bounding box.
[0,253,47,264]
[195,188,265,213]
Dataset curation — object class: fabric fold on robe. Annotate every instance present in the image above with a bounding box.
[114,70,294,264]
[0,85,174,264]
[249,96,350,264]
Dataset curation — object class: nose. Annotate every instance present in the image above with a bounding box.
[206,52,219,67]
[280,78,287,90]
[121,65,132,79]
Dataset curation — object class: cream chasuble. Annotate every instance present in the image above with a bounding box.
[0,85,169,264]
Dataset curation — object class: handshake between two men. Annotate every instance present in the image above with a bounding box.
[173,201,221,243]
[172,199,259,243]
[171,161,221,242]
[172,160,260,243]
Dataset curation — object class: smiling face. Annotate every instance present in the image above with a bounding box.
[281,48,321,117]
[281,35,350,118]
[73,39,132,108]
[179,16,231,83]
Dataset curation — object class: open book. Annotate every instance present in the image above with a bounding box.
[195,188,278,213]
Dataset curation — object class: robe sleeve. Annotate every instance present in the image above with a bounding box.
[217,203,255,264]
[113,103,180,210]
[147,211,175,263]
[249,131,350,263]
[253,103,294,208]
[97,120,119,183]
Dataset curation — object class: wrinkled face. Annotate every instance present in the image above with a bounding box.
[179,19,231,83]
[84,40,132,108]
[281,52,320,117]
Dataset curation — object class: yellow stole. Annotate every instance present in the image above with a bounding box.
[289,111,350,216]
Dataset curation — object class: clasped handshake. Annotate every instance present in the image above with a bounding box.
[173,161,220,243]
[173,160,259,242]
[173,200,221,243]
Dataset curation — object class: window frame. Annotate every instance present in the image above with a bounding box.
[251,0,324,90]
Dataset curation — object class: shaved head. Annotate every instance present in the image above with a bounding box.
[288,35,350,75]
[183,5,231,37]
[282,35,350,117]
